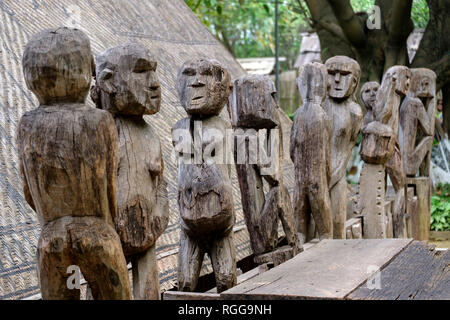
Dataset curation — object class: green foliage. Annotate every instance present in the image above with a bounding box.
[431,183,450,231]
[411,0,429,29]
[185,0,308,68]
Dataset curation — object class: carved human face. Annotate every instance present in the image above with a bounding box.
[325,57,360,99]
[360,82,380,110]
[177,59,232,116]
[384,66,411,97]
[297,62,328,104]
[412,69,436,99]
[96,43,161,116]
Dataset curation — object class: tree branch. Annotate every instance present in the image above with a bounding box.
[327,0,366,48]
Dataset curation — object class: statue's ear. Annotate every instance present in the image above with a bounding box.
[98,68,115,93]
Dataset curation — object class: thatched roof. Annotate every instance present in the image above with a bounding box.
[0,0,295,299]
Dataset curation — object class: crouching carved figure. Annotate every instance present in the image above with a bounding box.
[92,43,169,299]
[290,62,333,243]
[18,28,131,300]
[172,59,236,293]
[229,75,300,265]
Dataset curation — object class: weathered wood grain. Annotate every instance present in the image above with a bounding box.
[324,56,363,239]
[163,291,221,300]
[229,75,299,260]
[348,241,449,300]
[94,43,169,299]
[220,239,412,300]
[407,177,431,241]
[18,28,131,300]
[290,62,333,242]
[173,59,236,293]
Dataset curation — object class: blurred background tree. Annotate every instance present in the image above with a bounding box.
[185,0,449,134]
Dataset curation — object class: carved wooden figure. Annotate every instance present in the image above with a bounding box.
[359,66,411,238]
[228,74,300,263]
[18,28,132,300]
[399,68,436,241]
[324,56,363,239]
[172,59,236,293]
[92,43,169,300]
[399,68,436,177]
[290,62,333,243]
[361,81,380,126]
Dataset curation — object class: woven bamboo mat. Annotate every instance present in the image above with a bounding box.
[0,0,295,299]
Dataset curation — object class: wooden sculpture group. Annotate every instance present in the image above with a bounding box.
[17,28,436,300]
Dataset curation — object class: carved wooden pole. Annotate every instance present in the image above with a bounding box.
[324,56,363,239]
[18,27,132,300]
[92,43,169,300]
[359,66,411,239]
[172,59,236,293]
[228,75,300,266]
[399,68,436,241]
[290,62,333,243]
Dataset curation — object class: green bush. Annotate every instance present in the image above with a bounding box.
[430,183,450,231]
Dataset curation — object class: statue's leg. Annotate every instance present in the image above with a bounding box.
[277,184,300,250]
[419,137,434,177]
[177,228,204,292]
[405,136,434,176]
[210,231,237,293]
[259,186,281,253]
[308,180,333,240]
[69,218,132,300]
[131,244,160,300]
[330,177,347,239]
[294,183,310,244]
[37,222,80,300]
[386,145,406,238]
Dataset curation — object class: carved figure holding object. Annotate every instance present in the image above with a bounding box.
[172,59,236,293]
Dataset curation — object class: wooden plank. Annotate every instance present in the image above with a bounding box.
[207,264,269,294]
[220,239,412,300]
[407,177,431,241]
[163,291,220,300]
[348,241,450,300]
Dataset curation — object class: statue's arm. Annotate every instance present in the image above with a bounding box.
[289,112,298,163]
[152,153,169,239]
[17,117,36,211]
[104,113,119,224]
[417,100,434,136]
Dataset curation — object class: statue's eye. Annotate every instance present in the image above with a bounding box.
[133,59,153,73]
[200,68,213,76]
[182,68,196,76]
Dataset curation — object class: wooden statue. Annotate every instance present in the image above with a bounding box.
[229,74,300,265]
[18,27,132,300]
[361,81,380,126]
[324,56,363,239]
[400,68,436,177]
[172,59,236,293]
[290,62,333,243]
[399,68,436,241]
[359,66,411,238]
[92,43,169,299]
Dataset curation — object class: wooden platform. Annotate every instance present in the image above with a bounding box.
[217,239,449,300]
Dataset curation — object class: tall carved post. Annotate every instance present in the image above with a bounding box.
[400,68,436,241]
[172,59,236,293]
[229,75,300,265]
[359,66,411,239]
[324,56,363,239]
[92,43,169,300]
[290,62,333,243]
[18,28,132,300]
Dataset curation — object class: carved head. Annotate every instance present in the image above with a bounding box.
[325,56,360,99]
[94,43,161,116]
[23,27,94,105]
[297,62,328,104]
[229,75,280,128]
[410,68,436,99]
[177,59,233,117]
[382,66,411,97]
[360,81,380,111]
